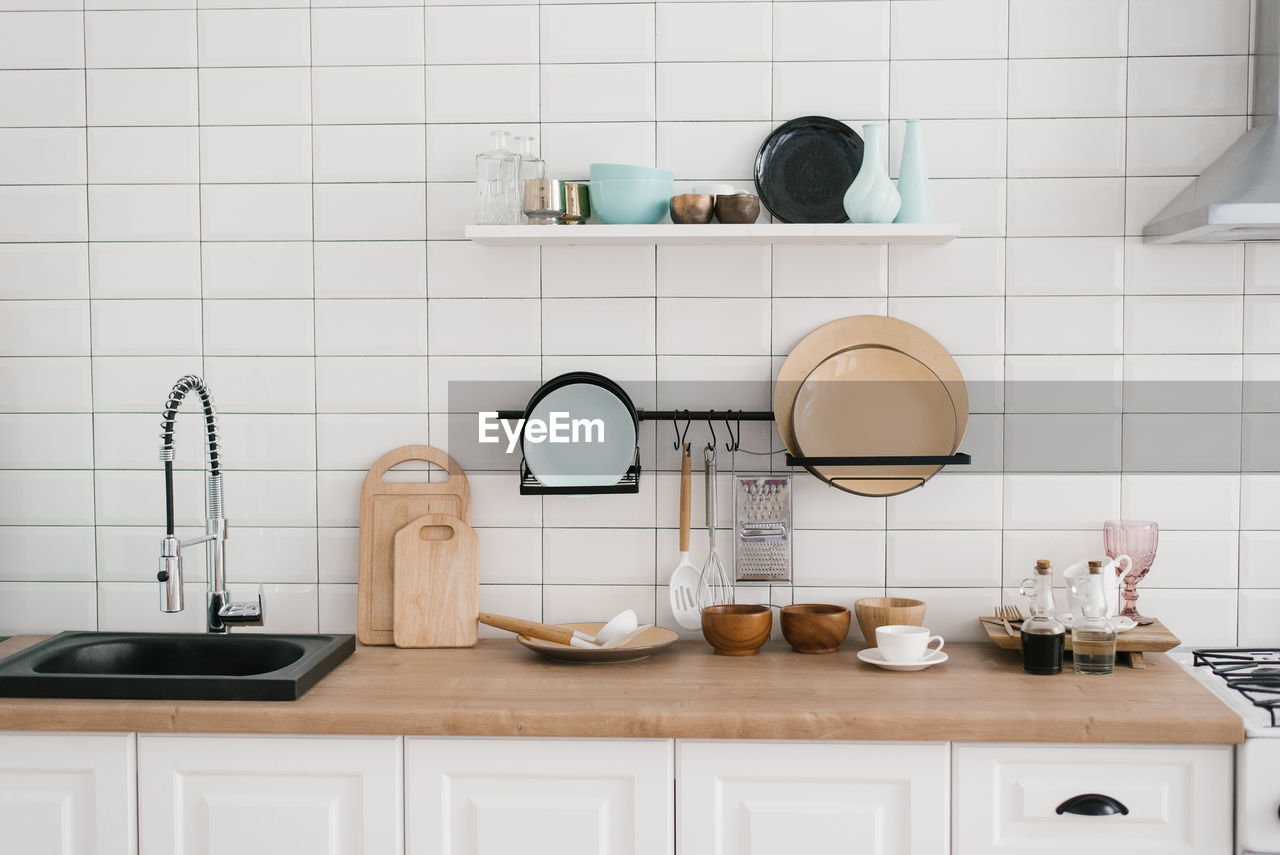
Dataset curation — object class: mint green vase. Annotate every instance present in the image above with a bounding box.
[894,119,934,224]
[843,123,900,224]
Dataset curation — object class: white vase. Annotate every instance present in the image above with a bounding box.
[843,123,901,224]
[895,119,934,224]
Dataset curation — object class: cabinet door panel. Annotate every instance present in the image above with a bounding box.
[678,740,949,855]
[0,731,136,855]
[138,734,401,855]
[406,737,673,855]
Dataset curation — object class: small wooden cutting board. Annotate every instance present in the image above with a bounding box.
[358,445,470,646]
[393,514,478,648]
[979,617,1180,669]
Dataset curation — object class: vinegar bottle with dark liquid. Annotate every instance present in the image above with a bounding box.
[1019,559,1065,675]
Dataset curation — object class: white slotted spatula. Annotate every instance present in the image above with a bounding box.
[669,443,705,629]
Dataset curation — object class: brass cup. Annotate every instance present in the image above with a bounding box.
[670,193,714,224]
[714,193,761,224]
[562,182,591,225]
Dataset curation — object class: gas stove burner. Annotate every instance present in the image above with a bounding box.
[1194,648,1280,727]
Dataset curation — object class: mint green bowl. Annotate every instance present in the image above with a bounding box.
[589,163,675,183]
[591,178,675,224]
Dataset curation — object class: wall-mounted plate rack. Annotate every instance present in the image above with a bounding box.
[496,408,970,496]
[466,223,960,247]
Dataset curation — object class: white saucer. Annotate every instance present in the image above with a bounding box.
[1060,614,1137,632]
[857,647,948,671]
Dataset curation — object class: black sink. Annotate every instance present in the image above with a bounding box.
[0,631,355,701]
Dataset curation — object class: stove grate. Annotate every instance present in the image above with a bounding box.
[1194,648,1280,727]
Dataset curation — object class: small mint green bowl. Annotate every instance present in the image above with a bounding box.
[589,163,675,183]
[590,178,675,224]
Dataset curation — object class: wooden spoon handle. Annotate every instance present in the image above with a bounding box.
[679,444,691,553]
[478,612,576,645]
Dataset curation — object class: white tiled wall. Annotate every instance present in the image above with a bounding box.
[0,0,1273,648]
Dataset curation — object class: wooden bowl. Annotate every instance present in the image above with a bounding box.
[780,603,851,654]
[670,193,714,224]
[701,604,772,656]
[854,597,925,643]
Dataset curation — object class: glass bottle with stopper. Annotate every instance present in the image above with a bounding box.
[475,130,521,225]
[1069,560,1117,675]
[1020,559,1066,675]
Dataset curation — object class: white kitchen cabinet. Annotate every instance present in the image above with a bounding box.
[677,740,950,855]
[405,737,674,855]
[0,731,137,855]
[137,734,402,855]
[953,743,1233,855]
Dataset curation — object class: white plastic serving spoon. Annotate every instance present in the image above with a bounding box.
[669,443,706,629]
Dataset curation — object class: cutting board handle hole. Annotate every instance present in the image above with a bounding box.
[418,525,455,542]
[384,460,453,485]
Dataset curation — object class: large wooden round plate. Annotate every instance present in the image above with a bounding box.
[516,623,679,664]
[774,316,968,497]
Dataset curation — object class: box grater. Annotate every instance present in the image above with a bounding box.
[732,474,791,582]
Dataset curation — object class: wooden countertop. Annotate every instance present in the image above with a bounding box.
[0,637,1244,744]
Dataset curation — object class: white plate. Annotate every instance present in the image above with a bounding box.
[1060,614,1137,632]
[523,380,637,489]
[856,647,949,671]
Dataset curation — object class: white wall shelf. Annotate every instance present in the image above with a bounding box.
[465,223,960,247]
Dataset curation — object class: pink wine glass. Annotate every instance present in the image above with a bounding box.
[1103,520,1158,626]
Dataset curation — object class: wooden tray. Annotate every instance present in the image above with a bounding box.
[979,617,1180,669]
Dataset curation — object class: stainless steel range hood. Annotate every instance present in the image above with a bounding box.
[1144,0,1280,243]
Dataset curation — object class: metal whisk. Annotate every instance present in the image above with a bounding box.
[700,443,734,606]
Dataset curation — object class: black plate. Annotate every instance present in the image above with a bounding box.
[754,117,864,224]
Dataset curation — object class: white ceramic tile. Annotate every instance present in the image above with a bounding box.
[657,297,770,355]
[0,70,85,127]
[891,0,1007,60]
[1244,354,1280,413]
[1242,475,1280,530]
[539,245,655,298]
[773,61,889,122]
[656,2,771,62]
[312,66,425,124]
[90,242,200,299]
[425,182,471,240]
[886,473,1003,529]
[1008,0,1127,58]
[542,298,655,356]
[1125,295,1243,354]
[771,244,886,298]
[87,69,197,126]
[94,469,202,527]
[886,586,997,642]
[1124,176,1189,236]
[314,299,426,357]
[1239,590,1280,646]
[95,582,206,633]
[655,246,770,298]
[0,301,88,356]
[315,414,427,471]
[203,357,315,413]
[1241,532,1280,588]
[0,526,95,582]
[91,356,201,413]
[1002,530,1103,585]
[427,6,538,64]
[202,242,313,299]
[314,183,425,241]
[317,241,426,299]
[792,530,886,587]
[888,238,1003,297]
[0,414,91,469]
[317,583,356,633]
[774,1,888,61]
[0,243,88,299]
[1246,295,1280,353]
[772,296,886,355]
[425,66,538,123]
[658,63,772,122]
[427,299,539,356]
[317,529,357,584]
[1004,354,1123,413]
[1008,58,1126,118]
[317,357,428,414]
[0,129,85,184]
[198,68,310,125]
[888,296,1004,355]
[543,529,655,585]
[540,122,657,179]
[540,4,654,64]
[1126,116,1246,178]
[1119,473,1241,530]
[202,299,313,356]
[1247,244,1280,294]
[0,357,90,413]
[887,530,1002,587]
[90,299,200,356]
[0,186,87,243]
[1007,119,1125,179]
[200,126,311,183]
[542,585,656,628]
[1128,56,1249,117]
[201,184,312,241]
[93,412,202,470]
[889,119,1006,180]
[890,60,1007,119]
[473,528,541,586]
[0,11,84,70]
[1144,530,1239,588]
[0,471,95,525]
[1007,178,1125,237]
[197,9,310,67]
[0,582,96,634]
[226,471,317,527]
[657,121,770,182]
[219,414,317,472]
[929,178,1007,237]
[86,11,195,68]
[88,127,199,184]
[311,7,424,66]
[1133,588,1236,646]
[227,584,317,634]
[1124,238,1243,297]
[1005,237,1124,295]
[424,123,539,182]
[541,64,656,123]
[1003,473,1121,529]
[1006,296,1123,354]
[313,125,425,183]
[428,242,535,299]
[89,185,198,241]
[790,475,886,530]
[1129,0,1249,57]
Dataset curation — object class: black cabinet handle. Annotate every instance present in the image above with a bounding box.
[1056,794,1130,817]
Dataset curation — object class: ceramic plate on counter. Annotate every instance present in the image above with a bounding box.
[516,623,680,664]
[773,316,968,497]
[754,116,863,223]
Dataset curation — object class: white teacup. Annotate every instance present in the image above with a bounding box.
[875,625,945,663]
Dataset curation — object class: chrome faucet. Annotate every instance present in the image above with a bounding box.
[156,375,263,633]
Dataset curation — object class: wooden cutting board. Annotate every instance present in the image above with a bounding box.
[979,617,1180,669]
[393,514,478,648]
[358,445,470,646]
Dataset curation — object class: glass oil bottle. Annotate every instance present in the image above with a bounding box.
[1020,559,1066,675]
[1072,561,1118,675]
